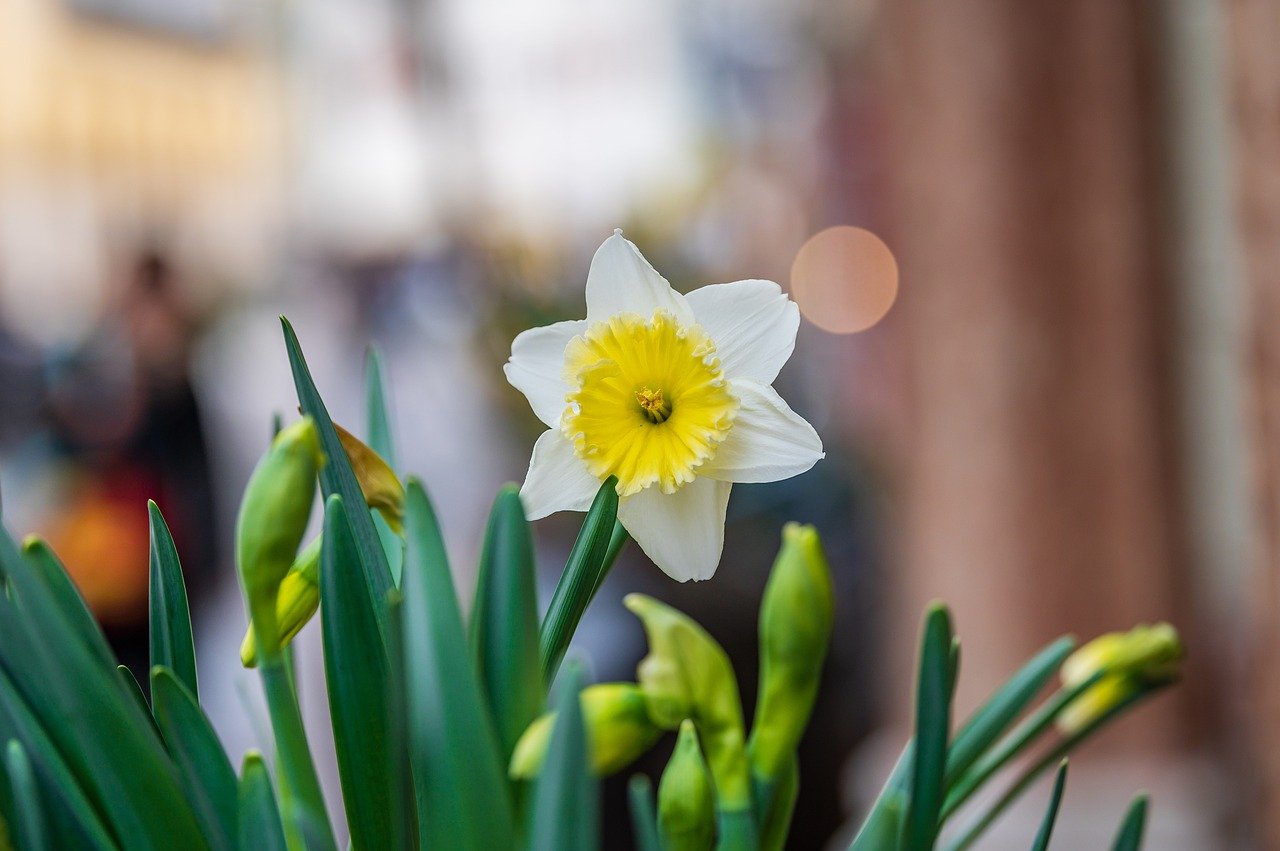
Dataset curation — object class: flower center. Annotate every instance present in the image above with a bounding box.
[561,311,737,496]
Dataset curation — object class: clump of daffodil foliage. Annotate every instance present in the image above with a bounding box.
[0,233,1180,851]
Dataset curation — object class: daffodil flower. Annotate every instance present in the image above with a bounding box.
[505,230,823,581]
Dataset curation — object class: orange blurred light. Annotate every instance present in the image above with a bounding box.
[789,226,898,333]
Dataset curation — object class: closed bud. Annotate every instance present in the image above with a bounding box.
[335,423,404,534]
[624,594,751,809]
[236,418,323,655]
[1057,622,1182,734]
[509,683,663,778]
[240,537,321,667]
[749,523,834,779]
[658,720,715,851]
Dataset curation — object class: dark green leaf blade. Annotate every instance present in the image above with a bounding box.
[470,485,542,762]
[6,739,46,850]
[239,753,287,851]
[1110,794,1148,851]
[903,603,954,851]
[1030,761,1068,851]
[539,479,620,684]
[150,668,237,851]
[527,662,597,851]
[147,502,198,699]
[281,317,393,633]
[364,348,404,583]
[627,775,660,851]
[19,538,116,670]
[402,479,514,849]
[318,495,402,851]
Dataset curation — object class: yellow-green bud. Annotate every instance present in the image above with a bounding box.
[749,523,834,779]
[624,593,751,809]
[1057,622,1182,734]
[236,417,323,655]
[334,422,404,534]
[509,683,663,778]
[240,537,322,667]
[658,720,715,851]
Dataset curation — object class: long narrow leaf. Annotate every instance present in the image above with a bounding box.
[319,495,402,851]
[147,503,198,699]
[5,740,45,850]
[471,486,542,762]
[849,742,912,850]
[150,668,237,851]
[1110,795,1148,851]
[527,662,597,850]
[627,775,660,851]
[1030,761,1068,851]
[117,667,159,736]
[402,479,514,849]
[364,348,403,583]
[281,317,393,635]
[539,479,619,684]
[19,538,115,670]
[903,604,953,851]
[239,753,287,851]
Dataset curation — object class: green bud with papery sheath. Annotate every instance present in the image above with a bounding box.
[625,593,752,810]
[240,537,321,667]
[236,417,323,656]
[509,683,663,778]
[658,720,716,851]
[748,523,834,779]
[1057,622,1182,734]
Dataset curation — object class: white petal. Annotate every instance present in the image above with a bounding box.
[618,477,731,582]
[520,430,602,520]
[504,320,585,428]
[700,380,824,483]
[585,231,693,326]
[685,279,799,384]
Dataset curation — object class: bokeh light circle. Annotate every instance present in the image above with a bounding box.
[789,226,898,333]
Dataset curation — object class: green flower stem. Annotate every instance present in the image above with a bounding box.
[258,648,336,851]
[715,807,758,851]
[940,669,1106,820]
[942,688,1156,851]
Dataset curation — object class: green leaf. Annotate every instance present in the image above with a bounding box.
[238,753,287,851]
[150,668,237,851]
[147,503,198,699]
[19,538,115,670]
[318,495,403,851]
[402,479,514,849]
[527,662,597,851]
[471,485,543,762]
[281,317,393,636]
[849,791,904,851]
[627,775,660,851]
[5,740,46,850]
[1030,761,1068,851]
[1110,795,1148,851]
[117,667,160,737]
[0,526,205,850]
[946,637,1075,786]
[365,348,404,583]
[539,479,620,684]
[903,603,953,851]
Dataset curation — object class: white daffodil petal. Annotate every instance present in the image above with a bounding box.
[585,231,693,326]
[618,477,731,582]
[520,430,603,520]
[686,279,799,385]
[701,380,824,483]
[504,319,586,428]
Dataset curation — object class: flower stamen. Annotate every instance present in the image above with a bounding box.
[636,388,671,424]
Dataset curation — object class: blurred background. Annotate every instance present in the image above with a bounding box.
[1,0,1278,847]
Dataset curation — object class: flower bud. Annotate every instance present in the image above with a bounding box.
[749,523,833,780]
[335,422,404,534]
[624,594,752,809]
[1056,622,1182,734]
[236,418,323,654]
[658,720,715,851]
[240,537,321,667]
[509,683,662,778]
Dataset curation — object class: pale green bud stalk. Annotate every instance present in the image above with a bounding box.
[510,683,663,778]
[236,417,323,660]
[240,537,321,667]
[624,593,754,814]
[658,720,715,851]
[1056,622,1182,734]
[748,523,834,782]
